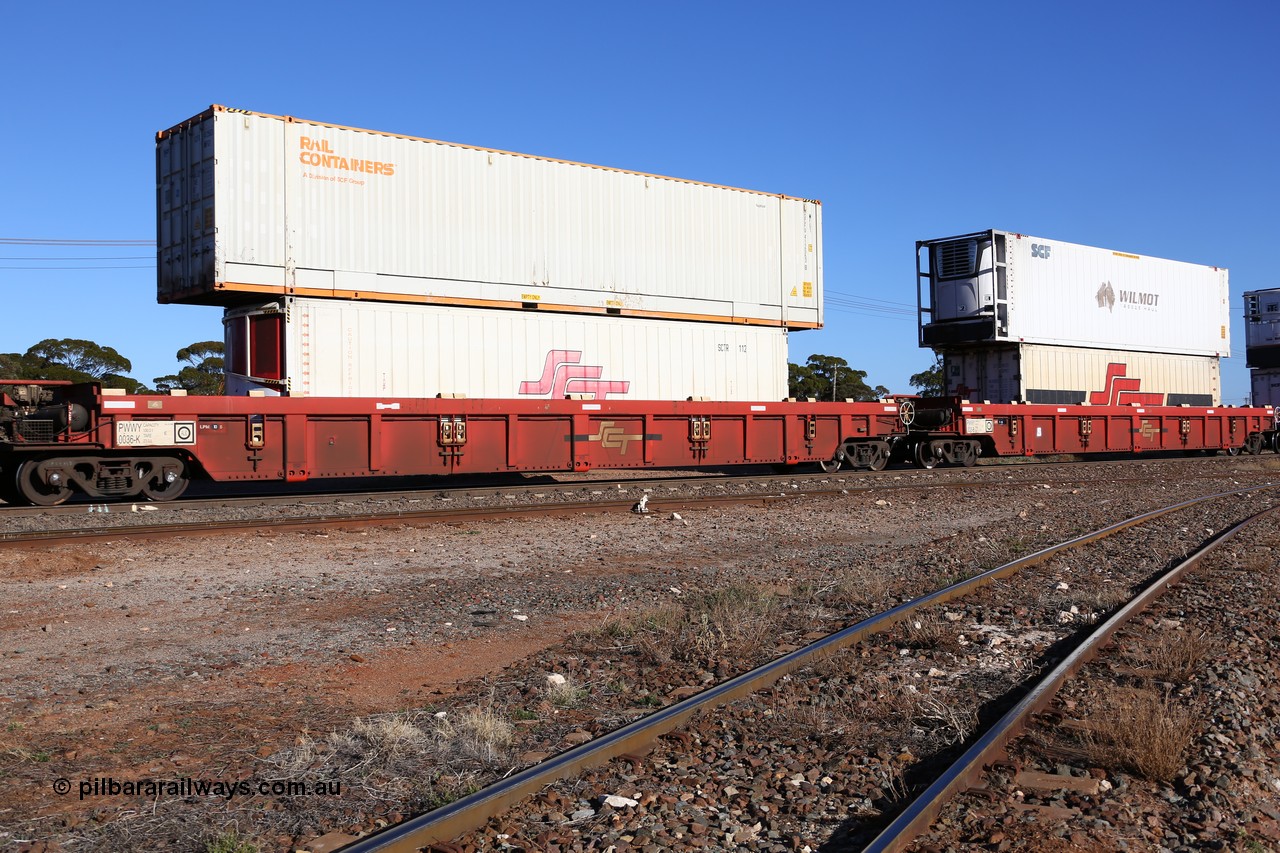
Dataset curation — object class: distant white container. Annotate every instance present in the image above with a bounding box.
[1251,369,1280,407]
[917,230,1229,357]
[942,344,1220,406]
[1244,288,1280,368]
[222,297,789,401]
[158,106,822,329]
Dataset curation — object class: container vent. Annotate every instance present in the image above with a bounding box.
[936,240,977,278]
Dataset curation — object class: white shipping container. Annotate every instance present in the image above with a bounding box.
[1251,369,1280,408]
[1244,288,1280,368]
[222,298,788,401]
[158,106,822,329]
[943,344,1220,406]
[918,230,1229,357]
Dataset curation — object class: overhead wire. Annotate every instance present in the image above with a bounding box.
[0,256,155,261]
[0,238,157,271]
[0,238,155,246]
[824,288,917,320]
[0,265,155,270]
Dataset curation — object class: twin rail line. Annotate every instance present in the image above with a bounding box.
[2,457,1272,547]
[336,482,1278,853]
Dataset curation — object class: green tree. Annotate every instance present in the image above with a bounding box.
[1,339,142,391]
[788,354,889,401]
[909,354,946,397]
[153,341,225,395]
[25,338,133,378]
[788,361,822,399]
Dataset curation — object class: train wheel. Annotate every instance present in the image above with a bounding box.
[866,441,890,471]
[138,462,190,502]
[913,441,941,470]
[1244,434,1264,455]
[14,461,73,507]
[955,441,979,468]
[818,456,843,474]
[1226,445,1243,457]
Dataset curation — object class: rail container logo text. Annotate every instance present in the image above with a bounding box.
[298,136,396,177]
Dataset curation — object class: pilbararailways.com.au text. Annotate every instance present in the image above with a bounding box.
[55,776,342,801]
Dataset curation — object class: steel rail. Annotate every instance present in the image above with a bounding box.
[0,465,892,519]
[0,449,1265,518]
[5,461,1272,545]
[336,481,1277,853]
[0,493,794,547]
[861,500,1280,853]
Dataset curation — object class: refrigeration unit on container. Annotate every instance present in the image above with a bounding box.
[222,297,789,401]
[1252,369,1280,408]
[917,230,1229,357]
[157,106,822,329]
[941,344,1221,406]
[1244,288,1280,368]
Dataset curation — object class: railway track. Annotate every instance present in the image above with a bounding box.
[863,500,1280,852]
[329,482,1279,852]
[2,454,1273,546]
[0,449,1271,521]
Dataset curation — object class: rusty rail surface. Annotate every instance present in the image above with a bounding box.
[337,483,1277,852]
[0,493,792,547]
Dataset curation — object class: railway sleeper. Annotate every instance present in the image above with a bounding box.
[2,454,190,506]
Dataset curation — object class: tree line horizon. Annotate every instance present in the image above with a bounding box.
[0,339,945,399]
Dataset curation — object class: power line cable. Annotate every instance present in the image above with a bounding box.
[826,288,915,308]
[0,238,155,246]
[0,256,154,261]
[0,265,154,270]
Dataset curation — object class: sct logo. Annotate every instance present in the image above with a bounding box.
[518,350,631,399]
[1031,243,1052,259]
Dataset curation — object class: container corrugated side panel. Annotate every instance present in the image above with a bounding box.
[219,112,288,290]
[779,200,822,327]
[262,298,786,400]
[946,345,1220,405]
[1004,234,1228,357]
[1244,289,1280,350]
[1251,369,1280,407]
[157,112,218,303]
[164,107,818,326]
[282,117,799,321]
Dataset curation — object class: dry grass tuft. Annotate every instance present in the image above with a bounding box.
[908,690,978,747]
[860,673,976,750]
[1143,630,1216,683]
[543,674,589,709]
[1072,583,1131,616]
[828,565,894,610]
[434,707,514,765]
[901,613,962,654]
[1078,687,1198,781]
[632,584,779,667]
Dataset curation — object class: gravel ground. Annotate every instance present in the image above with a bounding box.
[905,506,1280,853]
[2,455,1266,534]
[0,455,1276,852]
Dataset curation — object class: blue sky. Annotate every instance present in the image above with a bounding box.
[2,1,1276,403]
